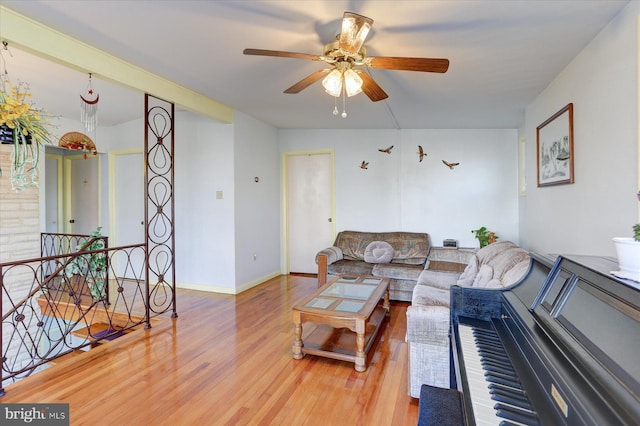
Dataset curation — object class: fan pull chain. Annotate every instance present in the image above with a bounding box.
[333,96,339,116]
[341,84,347,118]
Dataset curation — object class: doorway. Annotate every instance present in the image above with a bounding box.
[45,149,101,235]
[64,155,100,234]
[284,151,335,274]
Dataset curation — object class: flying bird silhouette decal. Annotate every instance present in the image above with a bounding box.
[360,161,369,170]
[442,160,460,170]
[418,145,426,162]
[378,145,393,154]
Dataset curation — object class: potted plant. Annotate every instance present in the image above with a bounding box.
[471,226,499,248]
[64,227,107,300]
[612,192,640,282]
[0,79,55,190]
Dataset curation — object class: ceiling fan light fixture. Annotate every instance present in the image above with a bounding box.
[339,12,373,55]
[322,69,343,97]
[344,69,363,97]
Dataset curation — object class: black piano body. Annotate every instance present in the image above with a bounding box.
[450,253,640,425]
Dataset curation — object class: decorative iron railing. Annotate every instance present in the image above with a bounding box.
[0,238,151,395]
[41,232,110,302]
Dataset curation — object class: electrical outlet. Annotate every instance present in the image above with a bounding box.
[216,190,223,199]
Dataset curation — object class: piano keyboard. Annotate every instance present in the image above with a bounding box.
[458,324,540,426]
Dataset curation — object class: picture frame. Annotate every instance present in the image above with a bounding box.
[537,103,574,187]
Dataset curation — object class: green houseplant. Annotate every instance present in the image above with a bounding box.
[0,78,55,190]
[471,226,499,248]
[64,227,107,300]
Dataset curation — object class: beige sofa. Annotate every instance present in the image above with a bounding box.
[406,241,531,398]
[316,231,431,301]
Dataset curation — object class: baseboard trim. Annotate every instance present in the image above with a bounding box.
[176,271,282,295]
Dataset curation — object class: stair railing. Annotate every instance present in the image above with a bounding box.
[0,239,148,396]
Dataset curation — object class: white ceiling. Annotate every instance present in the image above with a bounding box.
[0,0,630,130]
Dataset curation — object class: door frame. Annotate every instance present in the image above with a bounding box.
[281,149,336,274]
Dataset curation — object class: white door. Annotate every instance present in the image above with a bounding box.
[66,156,99,235]
[286,152,334,274]
[111,151,145,278]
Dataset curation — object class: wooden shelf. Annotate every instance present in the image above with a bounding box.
[300,306,388,365]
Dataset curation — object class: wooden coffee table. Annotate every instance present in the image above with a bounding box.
[291,274,390,372]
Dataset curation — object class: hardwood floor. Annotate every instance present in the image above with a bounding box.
[1,275,420,425]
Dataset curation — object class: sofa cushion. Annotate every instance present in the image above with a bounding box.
[412,284,451,307]
[372,263,423,281]
[488,248,530,280]
[480,278,504,289]
[456,255,478,287]
[333,231,429,264]
[472,264,494,287]
[475,241,517,265]
[364,241,394,263]
[502,259,531,287]
[417,268,461,290]
[327,259,374,276]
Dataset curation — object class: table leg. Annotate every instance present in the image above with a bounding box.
[292,312,304,360]
[383,286,390,317]
[355,332,366,372]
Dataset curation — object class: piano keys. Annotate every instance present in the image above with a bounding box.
[458,324,539,426]
[450,253,640,426]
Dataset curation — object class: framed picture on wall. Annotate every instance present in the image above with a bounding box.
[536,103,574,187]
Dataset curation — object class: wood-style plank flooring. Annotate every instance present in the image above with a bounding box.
[1,275,419,425]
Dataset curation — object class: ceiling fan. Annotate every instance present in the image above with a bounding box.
[243,12,449,103]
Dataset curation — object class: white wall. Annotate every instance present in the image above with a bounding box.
[41,109,281,294]
[233,112,281,288]
[401,129,519,247]
[174,111,237,291]
[279,128,519,248]
[520,2,639,256]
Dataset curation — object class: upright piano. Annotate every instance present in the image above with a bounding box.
[450,253,640,425]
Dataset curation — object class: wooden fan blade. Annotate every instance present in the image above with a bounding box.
[358,72,388,102]
[369,57,449,73]
[284,69,330,94]
[243,48,321,61]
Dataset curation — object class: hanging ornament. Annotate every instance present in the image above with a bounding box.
[80,73,99,133]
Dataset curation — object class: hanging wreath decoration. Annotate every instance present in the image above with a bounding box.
[59,131,97,159]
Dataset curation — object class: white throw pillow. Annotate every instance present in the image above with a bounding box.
[364,241,394,264]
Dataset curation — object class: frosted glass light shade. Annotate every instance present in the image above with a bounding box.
[322,69,343,97]
[344,69,363,97]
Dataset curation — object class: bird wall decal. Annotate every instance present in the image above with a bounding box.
[418,145,426,162]
[378,145,393,154]
[442,160,460,170]
[360,161,369,170]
